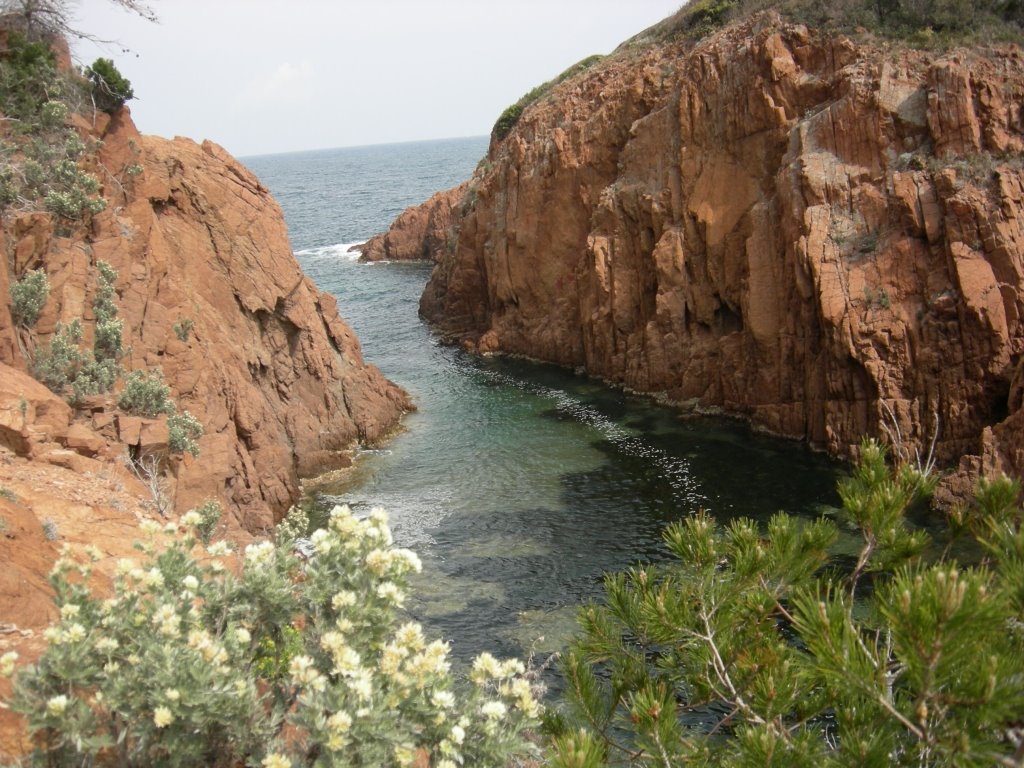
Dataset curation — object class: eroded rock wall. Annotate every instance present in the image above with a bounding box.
[420,15,1024,486]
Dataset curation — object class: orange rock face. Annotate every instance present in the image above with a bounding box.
[419,15,1024,489]
[357,181,469,262]
[2,107,412,535]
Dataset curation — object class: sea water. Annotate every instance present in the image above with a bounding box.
[244,138,843,666]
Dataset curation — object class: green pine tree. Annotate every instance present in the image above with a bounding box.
[549,439,1024,766]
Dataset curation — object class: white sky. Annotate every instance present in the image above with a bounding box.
[71,0,684,158]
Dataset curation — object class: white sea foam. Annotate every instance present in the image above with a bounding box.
[295,242,366,261]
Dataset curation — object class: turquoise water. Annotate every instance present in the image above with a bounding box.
[244,139,843,665]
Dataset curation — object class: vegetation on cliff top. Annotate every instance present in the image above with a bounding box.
[491,54,605,142]
[640,0,1024,45]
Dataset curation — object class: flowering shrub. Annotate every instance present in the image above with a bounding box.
[167,410,203,457]
[5,505,541,767]
[9,268,50,328]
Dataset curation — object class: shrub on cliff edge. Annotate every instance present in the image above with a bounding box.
[654,0,1024,43]
[491,54,604,142]
[3,505,541,767]
[85,57,133,113]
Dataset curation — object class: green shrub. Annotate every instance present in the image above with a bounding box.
[491,55,604,142]
[187,499,222,545]
[9,268,50,328]
[547,440,1024,766]
[29,262,123,403]
[0,32,58,122]
[31,320,84,393]
[167,410,203,457]
[85,57,133,113]
[5,506,541,767]
[117,369,174,417]
[68,357,119,406]
[0,32,108,222]
[172,317,193,342]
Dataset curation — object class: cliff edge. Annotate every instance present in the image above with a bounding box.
[412,13,1024,492]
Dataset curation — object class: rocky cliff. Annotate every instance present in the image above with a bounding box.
[2,108,412,535]
[357,181,469,262]
[414,13,1024,490]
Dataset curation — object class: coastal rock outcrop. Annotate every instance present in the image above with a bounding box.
[417,14,1024,488]
[2,107,412,535]
[357,181,469,262]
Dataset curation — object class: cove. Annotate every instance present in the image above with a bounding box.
[245,141,844,666]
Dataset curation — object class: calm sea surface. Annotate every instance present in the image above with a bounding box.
[243,138,844,668]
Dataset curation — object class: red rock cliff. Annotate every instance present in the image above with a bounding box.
[419,14,1024,488]
[1,108,412,534]
[357,181,470,262]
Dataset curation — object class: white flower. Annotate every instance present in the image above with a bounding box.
[391,548,422,574]
[262,755,291,768]
[329,505,360,537]
[333,647,361,676]
[164,688,180,702]
[180,510,202,528]
[364,548,389,575]
[450,724,465,745]
[140,519,161,536]
[235,627,251,645]
[349,670,373,701]
[369,507,389,525]
[244,541,275,568]
[46,695,69,716]
[310,528,333,555]
[153,706,174,728]
[432,690,456,710]
[182,575,199,591]
[84,545,102,562]
[327,711,352,734]
[0,651,18,677]
[438,760,458,768]
[142,567,164,589]
[95,637,119,652]
[207,541,233,556]
[376,581,404,605]
[331,590,356,610]
[481,700,506,720]
[289,655,326,691]
[65,623,86,643]
[379,643,406,678]
[501,658,526,677]
[43,626,64,645]
[471,652,501,683]
[395,622,424,651]
[59,603,80,620]
[163,522,178,534]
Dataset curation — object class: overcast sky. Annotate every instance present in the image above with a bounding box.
[70,0,684,158]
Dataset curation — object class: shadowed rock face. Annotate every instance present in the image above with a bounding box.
[414,14,1024,492]
[1,106,412,535]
